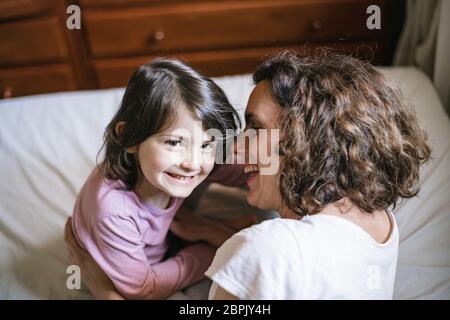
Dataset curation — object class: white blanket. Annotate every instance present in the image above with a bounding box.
[0,68,448,299]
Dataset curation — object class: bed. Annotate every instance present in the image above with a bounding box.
[0,67,449,300]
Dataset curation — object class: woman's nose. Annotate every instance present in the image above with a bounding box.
[233,134,248,164]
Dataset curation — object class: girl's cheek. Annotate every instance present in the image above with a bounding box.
[202,159,215,175]
[202,152,216,168]
[164,149,184,164]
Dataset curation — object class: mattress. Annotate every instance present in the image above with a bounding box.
[0,67,448,299]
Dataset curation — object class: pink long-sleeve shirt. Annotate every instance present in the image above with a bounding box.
[72,164,246,299]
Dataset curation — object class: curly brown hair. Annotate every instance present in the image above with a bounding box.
[253,50,431,216]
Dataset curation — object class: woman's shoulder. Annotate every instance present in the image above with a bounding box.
[234,218,298,243]
[206,218,308,299]
[225,213,376,255]
[235,216,327,244]
[217,218,308,261]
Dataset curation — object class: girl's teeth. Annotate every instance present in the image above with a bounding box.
[169,173,193,180]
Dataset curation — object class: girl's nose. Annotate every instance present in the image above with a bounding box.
[180,151,201,171]
[180,161,200,171]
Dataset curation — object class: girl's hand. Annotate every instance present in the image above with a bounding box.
[64,218,124,300]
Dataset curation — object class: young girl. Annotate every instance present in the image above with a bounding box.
[71,58,248,300]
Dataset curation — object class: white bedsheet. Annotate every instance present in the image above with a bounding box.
[0,67,448,299]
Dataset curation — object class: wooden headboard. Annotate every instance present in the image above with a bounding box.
[0,0,403,98]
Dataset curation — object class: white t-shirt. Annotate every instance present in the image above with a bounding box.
[206,211,399,299]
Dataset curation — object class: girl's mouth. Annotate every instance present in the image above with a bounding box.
[165,172,196,183]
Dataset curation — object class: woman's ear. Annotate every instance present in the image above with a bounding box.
[115,121,138,154]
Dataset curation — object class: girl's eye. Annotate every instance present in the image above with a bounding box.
[166,139,181,147]
[201,143,212,150]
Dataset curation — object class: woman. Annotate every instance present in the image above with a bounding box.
[65,51,431,299]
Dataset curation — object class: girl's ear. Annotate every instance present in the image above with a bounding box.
[127,146,138,154]
[115,121,126,137]
[115,121,138,154]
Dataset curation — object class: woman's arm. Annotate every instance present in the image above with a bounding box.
[170,208,257,247]
[210,285,239,300]
[205,164,248,187]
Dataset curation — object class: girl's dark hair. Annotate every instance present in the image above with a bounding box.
[253,50,431,216]
[99,58,241,190]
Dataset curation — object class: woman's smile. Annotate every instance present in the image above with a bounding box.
[244,164,259,187]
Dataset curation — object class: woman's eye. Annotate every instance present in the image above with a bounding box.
[245,125,261,131]
[166,140,181,147]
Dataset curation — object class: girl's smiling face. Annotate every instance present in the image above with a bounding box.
[127,106,216,204]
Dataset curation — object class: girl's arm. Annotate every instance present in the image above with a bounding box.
[66,217,215,300]
[65,218,124,300]
[66,219,238,300]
